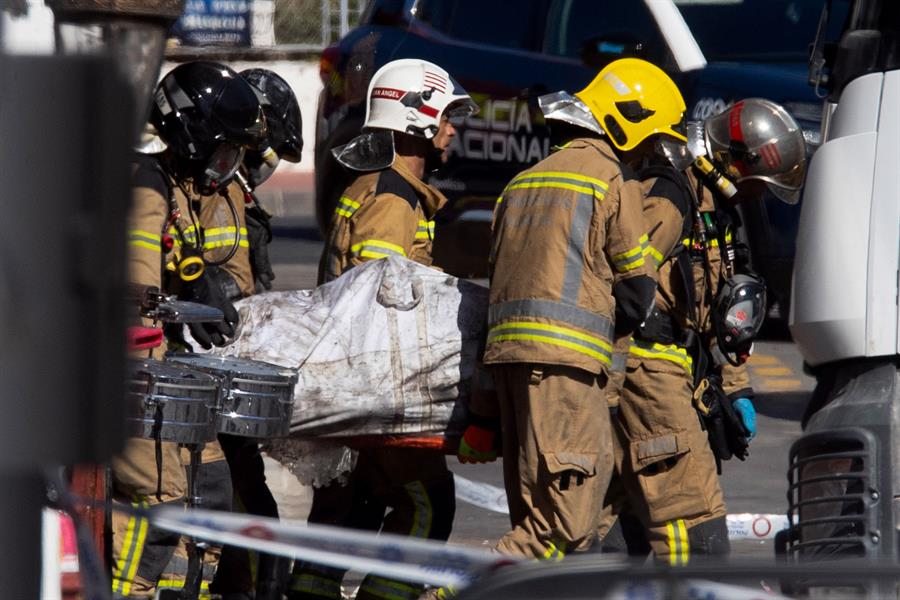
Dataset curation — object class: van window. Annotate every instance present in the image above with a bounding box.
[677,0,841,62]
[543,0,666,63]
[415,0,546,51]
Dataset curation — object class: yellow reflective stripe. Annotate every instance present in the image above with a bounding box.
[645,245,664,267]
[666,521,678,566]
[129,240,161,252]
[415,220,434,240]
[612,235,648,272]
[203,226,246,236]
[488,321,612,365]
[359,575,422,599]
[506,180,603,199]
[436,585,457,599]
[350,239,407,258]
[290,572,342,596]
[501,171,609,202]
[128,230,162,253]
[512,170,610,192]
[404,481,433,538]
[128,230,161,244]
[683,230,732,249]
[157,580,211,591]
[629,339,693,373]
[678,519,689,565]
[491,321,612,350]
[203,239,250,249]
[111,510,137,593]
[335,196,361,218]
[123,502,150,595]
[541,542,565,561]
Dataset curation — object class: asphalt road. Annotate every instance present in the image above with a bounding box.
[257,188,814,560]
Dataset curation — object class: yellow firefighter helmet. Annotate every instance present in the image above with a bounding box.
[575,58,686,151]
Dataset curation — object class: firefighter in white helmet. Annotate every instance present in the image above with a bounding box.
[288,58,476,600]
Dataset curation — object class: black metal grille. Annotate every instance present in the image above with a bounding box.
[786,429,880,560]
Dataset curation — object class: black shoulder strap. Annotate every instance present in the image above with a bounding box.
[376,168,419,211]
[133,154,171,200]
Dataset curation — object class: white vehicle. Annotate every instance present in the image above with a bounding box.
[787,0,900,592]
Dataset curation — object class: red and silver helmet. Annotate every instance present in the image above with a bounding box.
[363,58,477,139]
[700,98,807,204]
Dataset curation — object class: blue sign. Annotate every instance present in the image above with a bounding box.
[171,0,252,47]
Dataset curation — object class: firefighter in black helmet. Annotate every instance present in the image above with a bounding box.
[112,61,266,599]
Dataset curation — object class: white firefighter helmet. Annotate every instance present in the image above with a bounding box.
[333,59,477,171]
[699,98,807,204]
[364,58,477,139]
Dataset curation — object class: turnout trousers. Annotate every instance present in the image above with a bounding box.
[598,357,729,564]
[289,448,455,600]
[494,363,614,559]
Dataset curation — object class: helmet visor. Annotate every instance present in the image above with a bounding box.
[538,91,604,136]
[444,98,479,126]
[196,143,244,194]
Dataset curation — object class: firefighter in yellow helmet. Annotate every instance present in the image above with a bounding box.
[597,98,807,564]
[472,58,685,561]
[288,58,477,600]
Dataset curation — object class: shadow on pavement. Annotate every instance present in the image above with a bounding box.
[754,391,809,421]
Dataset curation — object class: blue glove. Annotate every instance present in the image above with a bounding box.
[732,397,757,441]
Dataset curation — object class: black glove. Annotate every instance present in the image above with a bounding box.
[178,265,240,349]
[246,205,275,291]
[695,374,751,464]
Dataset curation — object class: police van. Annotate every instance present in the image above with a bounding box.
[315,0,833,311]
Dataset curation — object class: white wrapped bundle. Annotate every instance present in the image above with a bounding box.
[213,256,488,439]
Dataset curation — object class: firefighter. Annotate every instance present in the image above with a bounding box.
[112,61,265,599]
[597,98,808,563]
[287,58,476,600]
[477,58,684,561]
[209,67,304,600]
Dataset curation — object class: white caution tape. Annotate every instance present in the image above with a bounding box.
[726,513,790,541]
[607,579,789,600]
[149,505,518,588]
[453,473,509,514]
[115,503,785,599]
[453,474,789,541]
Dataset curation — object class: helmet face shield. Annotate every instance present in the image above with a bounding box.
[655,135,693,171]
[242,146,281,189]
[332,129,395,172]
[195,143,244,195]
[538,91,604,136]
[704,98,807,204]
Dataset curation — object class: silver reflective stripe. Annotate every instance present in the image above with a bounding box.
[488,298,613,341]
[610,352,627,373]
[562,197,594,304]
